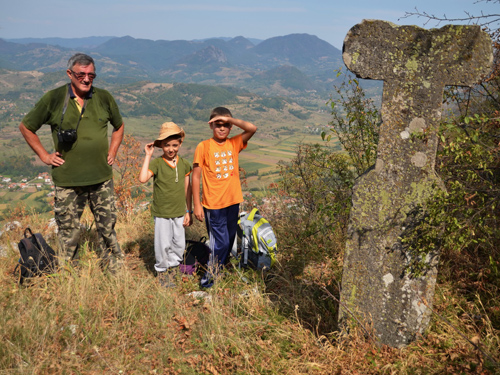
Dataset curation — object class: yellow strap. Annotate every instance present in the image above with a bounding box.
[248,208,258,221]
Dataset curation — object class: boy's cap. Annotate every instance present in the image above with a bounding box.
[154,122,185,147]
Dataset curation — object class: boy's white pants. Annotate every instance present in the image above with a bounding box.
[153,216,185,272]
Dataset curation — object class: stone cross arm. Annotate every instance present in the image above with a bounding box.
[342,20,493,170]
[343,20,493,87]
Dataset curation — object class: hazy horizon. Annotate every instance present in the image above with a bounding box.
[1,0,498,50]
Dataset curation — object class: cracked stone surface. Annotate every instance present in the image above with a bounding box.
[338,19,492,348]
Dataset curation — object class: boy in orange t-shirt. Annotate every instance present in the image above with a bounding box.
[192,107,257,288]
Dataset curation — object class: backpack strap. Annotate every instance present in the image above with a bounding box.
[33,234,57,273]
[13,263,21,284]
[17,236,39,282]
[240,212,254,267]
[18,237,37,262]
[24,227,34,239]
[247,208,259,221]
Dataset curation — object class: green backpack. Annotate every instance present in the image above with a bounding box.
[238,208,277,270]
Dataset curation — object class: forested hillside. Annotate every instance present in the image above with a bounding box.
[0,33,343,96]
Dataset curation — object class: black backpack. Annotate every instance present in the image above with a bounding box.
[15,228,57,284]
[179,236,210,275]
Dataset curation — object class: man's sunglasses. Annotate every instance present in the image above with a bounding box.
[70,70,97,81]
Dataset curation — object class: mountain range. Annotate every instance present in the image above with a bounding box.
[0,34,344,97]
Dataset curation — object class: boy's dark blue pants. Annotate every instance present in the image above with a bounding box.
[201,204,239,287]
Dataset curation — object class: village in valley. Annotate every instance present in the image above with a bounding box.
[0,169,55,220]
[1,171,53,193]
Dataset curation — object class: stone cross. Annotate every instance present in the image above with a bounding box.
[338,20,492,348]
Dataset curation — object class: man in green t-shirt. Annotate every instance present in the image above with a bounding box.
[19,53,125,272]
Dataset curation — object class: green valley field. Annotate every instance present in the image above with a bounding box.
[0,72,339,219]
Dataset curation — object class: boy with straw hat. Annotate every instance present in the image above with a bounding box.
[139,122,192,287]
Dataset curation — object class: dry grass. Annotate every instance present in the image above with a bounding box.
[0,204,499,374]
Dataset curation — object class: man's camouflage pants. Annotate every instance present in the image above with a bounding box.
[54,179,124,272]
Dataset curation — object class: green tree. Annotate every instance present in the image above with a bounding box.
[273,72,380,268]
[323,70,381,176]
[279,143,354,232]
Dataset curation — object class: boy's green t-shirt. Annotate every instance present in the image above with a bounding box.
[22,85,123,187]
[149,156,192,218]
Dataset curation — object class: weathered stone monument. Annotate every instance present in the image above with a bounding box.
[338,20,492,347]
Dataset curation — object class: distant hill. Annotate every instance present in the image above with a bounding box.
[0,39,69,71]
[4,36,115,49]
[110,81,254,123]
[249,65,318,96]
[0,34,343,97]
[191,36,263,45]
[254,34,341,71]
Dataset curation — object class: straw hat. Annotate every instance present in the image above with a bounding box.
[153,122,185,147]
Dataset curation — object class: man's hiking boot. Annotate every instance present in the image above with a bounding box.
[99,251,124,275]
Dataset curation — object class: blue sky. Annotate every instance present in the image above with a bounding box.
[1,0,498,49]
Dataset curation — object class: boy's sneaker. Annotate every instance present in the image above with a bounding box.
[157,271,176,288]
[200,272,214,288]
